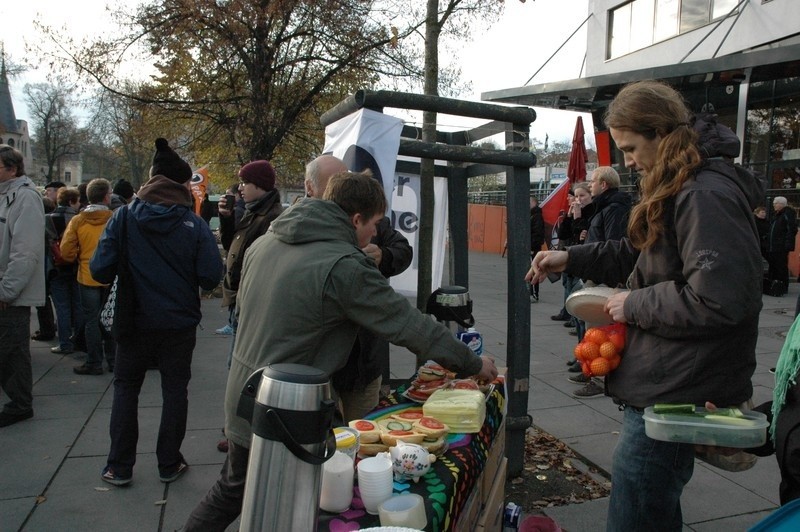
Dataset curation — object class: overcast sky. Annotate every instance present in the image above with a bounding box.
[4,0,593,147]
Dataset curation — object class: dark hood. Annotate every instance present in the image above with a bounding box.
[271,197,358,247]
[692,114,765,210]
[130,175,194,235]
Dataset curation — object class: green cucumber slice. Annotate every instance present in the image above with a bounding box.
[653,403,696,414]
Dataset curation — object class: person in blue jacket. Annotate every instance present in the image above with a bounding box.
[90,138,223,486]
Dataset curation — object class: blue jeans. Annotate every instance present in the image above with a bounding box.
[107,327,196,477]
[607,407,695,531]
[50,271,82,350]
[0,306,33,414]
[79,284,116,369]
[563,275,582,307]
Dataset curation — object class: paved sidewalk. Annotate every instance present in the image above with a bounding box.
[0,250,790,531]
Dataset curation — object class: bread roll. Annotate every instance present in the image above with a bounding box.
[358,442,389,456]
[413,416,449,439]
[348,419,381,444]
[380,430,426,446]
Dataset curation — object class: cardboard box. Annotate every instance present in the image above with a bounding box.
[476,457,507,532]
[454,480,482,532]
[480,419,506,502]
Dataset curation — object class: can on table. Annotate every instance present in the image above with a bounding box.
[503,502,521,530]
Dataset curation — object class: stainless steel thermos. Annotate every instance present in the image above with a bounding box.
[237,363,336,531]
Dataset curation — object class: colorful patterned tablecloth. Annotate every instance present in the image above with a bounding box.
[318,377,506,532]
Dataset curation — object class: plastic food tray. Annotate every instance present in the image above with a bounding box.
[642,407,768,448]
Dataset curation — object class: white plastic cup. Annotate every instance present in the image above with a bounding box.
[357,456,393,514]
[360,483,393,515]
[379,494,427,528]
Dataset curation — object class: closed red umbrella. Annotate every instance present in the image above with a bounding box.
[540,116,587,249]
[567,116,588,184]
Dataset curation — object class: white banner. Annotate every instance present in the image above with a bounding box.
[323,108,403,209]
[322,109,447,297]
[389,171,448,297]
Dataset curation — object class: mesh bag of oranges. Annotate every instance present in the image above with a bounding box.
[573,323,626,377]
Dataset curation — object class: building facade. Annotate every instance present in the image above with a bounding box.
[0,57,33,173]
[483,0,799,195]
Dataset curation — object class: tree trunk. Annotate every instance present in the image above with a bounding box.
[417,0,441,311]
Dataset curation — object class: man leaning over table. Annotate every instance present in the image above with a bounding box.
[184,169,497,531]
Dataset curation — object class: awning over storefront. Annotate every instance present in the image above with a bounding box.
[481,42,800,114]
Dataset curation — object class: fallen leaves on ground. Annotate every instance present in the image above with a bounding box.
[505,425,611,512]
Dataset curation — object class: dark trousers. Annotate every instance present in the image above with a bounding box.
[107,327,196,477]
[768,250,790,293]
[184,440,250,531]
[79,284,116,369]
[0,306,33,414]
[34,296,56,337]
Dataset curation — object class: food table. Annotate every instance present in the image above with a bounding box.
[317,375,507,532]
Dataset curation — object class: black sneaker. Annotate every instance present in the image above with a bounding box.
[101,466,132,486]
[568,363,582,373]
[31,331,55,341]
[572,380,605,399]
[73,364,103,375]
[568,373,591,384]
[159,461,188,483]
[551,312,570,321]
[769,367,776,374]
[0,410,33,428]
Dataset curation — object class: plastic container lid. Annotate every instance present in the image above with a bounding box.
[643,406,768,448]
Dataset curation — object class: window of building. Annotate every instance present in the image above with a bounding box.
[7,138,14,148]
[744,77,800,189]
[64,171,72,183]
[608,0,739,59]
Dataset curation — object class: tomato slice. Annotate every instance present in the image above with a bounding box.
[388,430,415,436]
[354,420,376,431]
[397,410,424,420]
[452,380,479,390]
[418,417,445,430]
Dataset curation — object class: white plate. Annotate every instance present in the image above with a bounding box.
[359,528,423,532]
[565,286,619,325]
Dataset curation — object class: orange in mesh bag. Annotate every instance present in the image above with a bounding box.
[574,323,627,377]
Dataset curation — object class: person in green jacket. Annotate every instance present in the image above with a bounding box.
[184,169,498,531]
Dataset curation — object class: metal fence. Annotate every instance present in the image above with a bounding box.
[468,186,800,212]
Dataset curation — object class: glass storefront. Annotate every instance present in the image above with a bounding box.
[744,75,800,191]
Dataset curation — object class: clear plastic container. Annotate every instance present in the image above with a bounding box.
[642,406,768,448]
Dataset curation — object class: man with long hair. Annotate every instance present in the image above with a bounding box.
[527,80,763,530]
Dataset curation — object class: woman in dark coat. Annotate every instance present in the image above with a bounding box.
[529,197,545,301]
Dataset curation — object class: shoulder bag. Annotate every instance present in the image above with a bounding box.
[100,208,137,339]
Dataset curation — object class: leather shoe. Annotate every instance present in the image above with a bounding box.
[0,410,33,427]
[73,364,103,375]
[551,312,570,321]
[51,346,74,355]
[31,331,55,341]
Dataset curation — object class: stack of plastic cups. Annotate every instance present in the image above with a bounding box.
[356,455,394,514]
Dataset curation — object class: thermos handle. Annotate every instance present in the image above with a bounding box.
[236,368,264,422]
[264,407,336,465]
